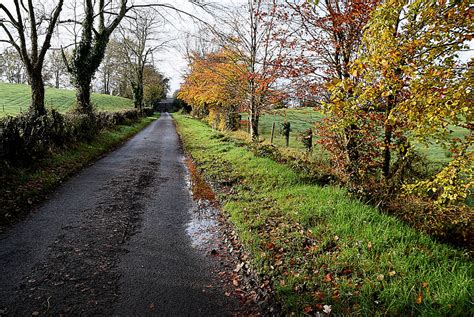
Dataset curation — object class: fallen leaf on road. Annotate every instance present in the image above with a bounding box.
[234,262,244,272]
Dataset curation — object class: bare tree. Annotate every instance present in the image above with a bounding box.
[117,10,166,111]
[96,39,125,95]
[45,50,69,88]
[0,47,28,84]
[0,0,64,116]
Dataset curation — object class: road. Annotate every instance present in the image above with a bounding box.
[0,113,237,316]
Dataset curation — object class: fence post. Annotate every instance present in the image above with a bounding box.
[270,122,275,144]
[285,122,290,147]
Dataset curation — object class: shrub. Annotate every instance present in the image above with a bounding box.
[142,108,155,116]
[0,111,59,163]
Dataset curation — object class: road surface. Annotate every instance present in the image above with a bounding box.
[0,113,237,316]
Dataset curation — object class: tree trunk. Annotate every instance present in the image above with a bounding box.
[55,71,60,89]
[383,125,392,179]
[383,95,395,179]
[344,124,360,183]
[249,88,259,141]
[132,81,144,111]
[30,71,47,116]
[249,107,259,141]
[75,76,93,114]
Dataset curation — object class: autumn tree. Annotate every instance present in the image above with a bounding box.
[271,1,380,184]
[204,0,284,139]
[179,48,247,131]
[0,0,64,116]
[278,0,380,99]
[324,0,473,204]
[143,65,169,107]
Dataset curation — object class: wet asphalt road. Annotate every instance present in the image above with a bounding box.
[0,113,235,316]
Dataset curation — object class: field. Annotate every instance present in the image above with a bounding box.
[241,108,324,150]
[246,108,469,164]
[174,113,473,315]
[0,82,133,117]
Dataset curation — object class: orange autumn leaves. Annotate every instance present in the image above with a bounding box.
[178,49,246,116]
[178,48,284,131]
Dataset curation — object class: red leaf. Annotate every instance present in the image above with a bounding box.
[324,273,333,282]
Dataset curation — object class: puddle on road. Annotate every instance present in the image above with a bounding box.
[183,157,221,251]
[186,201,221,249]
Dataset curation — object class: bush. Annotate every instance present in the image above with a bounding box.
[142,108,155,116]
[1,111,60,163]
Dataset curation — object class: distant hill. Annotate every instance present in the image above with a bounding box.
[0,83,133,117]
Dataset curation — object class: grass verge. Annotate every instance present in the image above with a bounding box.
[174,113,473,316]
[0,114,159,229]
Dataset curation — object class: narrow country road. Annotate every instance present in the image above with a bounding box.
[0,113,238,316]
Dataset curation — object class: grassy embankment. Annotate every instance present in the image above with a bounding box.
[174,113,472,316]
[0,82,133,117]
[0,114,159,228]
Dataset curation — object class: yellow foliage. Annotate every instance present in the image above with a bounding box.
[178,48,247,122]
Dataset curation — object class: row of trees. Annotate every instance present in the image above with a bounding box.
[178,0,473,207]
[1,48,69,89]
[0,0,173,116]
[0,43,169,106]
[180,0,285,139]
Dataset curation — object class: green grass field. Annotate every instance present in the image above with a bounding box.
[247,108,469,164]
[0,82,133,117]
[175,113,473,316]
[242,108,324,149]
